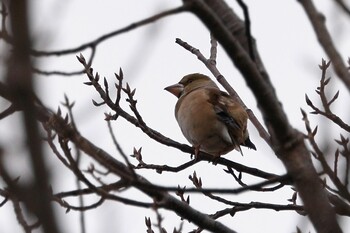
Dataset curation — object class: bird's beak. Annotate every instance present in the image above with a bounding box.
[164,83,184,98]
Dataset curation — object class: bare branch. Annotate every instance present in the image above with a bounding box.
[183,1,342,232]
[12,197,41,233]
[333,0,350,18]
[301,108,350,201]
[106,119,136,175]
[134,157,199,174]
[235,0,255,61]
[61,96,86,233]
[26,6,186,77]
[0,104,17,119]
[31,6,186,57]
[305,60,350,132]
[5,1,60,232]
[175,37,271,146]
[298,0,350,91]
[188,172,303,213]
[77,54,279,181]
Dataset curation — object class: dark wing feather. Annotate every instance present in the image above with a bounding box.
[209,90,256,152]
[207,90,243,153]
[214,104,244,155]
[214,105,242,133]
[243,136,257,150]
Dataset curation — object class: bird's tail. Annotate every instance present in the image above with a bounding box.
[242,136,256,150]
[237,145,244,156]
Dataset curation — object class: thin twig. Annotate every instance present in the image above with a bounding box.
[298,0,350,91]
[333,0,350,17]
[107,120,134,170]
[77,54,278,181]
[235,0,255,61]
[301,108,350,201]
[189,172,303,214]
[224,166,286,192]
[29,6,186,76]
[12,197,41,233]
[43,125,71,168]
[62,96,86,233]
[31,6,186,57]
[305,60,350,132]
[0,104,17,119]
[134,159,199,173]
[54,180,128,198]
[175,37,271,146]
[46,115,238,233]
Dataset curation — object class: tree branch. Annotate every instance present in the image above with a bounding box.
[5,1,60,232]
[183,0,342,232]
[298,0,350,91]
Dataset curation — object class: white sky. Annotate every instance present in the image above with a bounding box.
[0,0,350,232]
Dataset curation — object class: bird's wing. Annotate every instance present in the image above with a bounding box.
[207,89,248,154]
[216,91,257,151]
[212,91,247,131]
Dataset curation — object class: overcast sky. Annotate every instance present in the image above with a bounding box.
[1,0,350,232]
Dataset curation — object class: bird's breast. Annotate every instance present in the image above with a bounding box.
[175,90,233,155]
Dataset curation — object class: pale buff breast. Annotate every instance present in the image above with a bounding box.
[175,89,234,156]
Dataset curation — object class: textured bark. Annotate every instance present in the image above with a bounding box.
[5,1,60,233]
[184,0,343,232]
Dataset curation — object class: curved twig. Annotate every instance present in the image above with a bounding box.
[175,37,271,146]
[298,0,350,91]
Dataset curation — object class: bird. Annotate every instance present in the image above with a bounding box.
[164,73,256,158]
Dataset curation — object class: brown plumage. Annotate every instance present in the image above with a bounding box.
[165,73,256,157]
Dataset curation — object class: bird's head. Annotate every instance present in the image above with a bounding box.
[164,73,218,98]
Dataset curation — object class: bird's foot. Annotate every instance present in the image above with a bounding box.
[190,145,201,161]
[210,155,221,165]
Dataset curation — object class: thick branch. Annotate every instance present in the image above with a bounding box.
[0,78,240,233]
[43,112,237,233]
[183,0,342,232]
[5,1,60,232]
[183,0,293,144]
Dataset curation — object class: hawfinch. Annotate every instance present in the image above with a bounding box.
[165,73,256,157]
